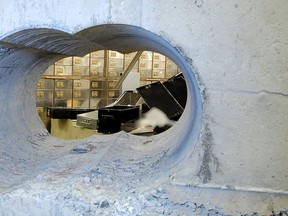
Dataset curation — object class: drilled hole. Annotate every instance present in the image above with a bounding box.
[0,24,201,188]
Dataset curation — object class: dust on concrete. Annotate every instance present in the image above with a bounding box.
[197,122,220,183]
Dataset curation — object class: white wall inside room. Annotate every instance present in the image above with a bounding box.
[1,0,288,215]
[121,72,140,93]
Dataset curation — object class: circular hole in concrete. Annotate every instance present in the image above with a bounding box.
[0,24,201,188]
[36,49,187,139]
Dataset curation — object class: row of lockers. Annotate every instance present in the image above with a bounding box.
[36,50,180,112]
[36,79,120,109]
[43,51,179,79]
[37,79,116,90]
[36,89,119,109]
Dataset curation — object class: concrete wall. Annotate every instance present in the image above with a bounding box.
[1,0,288,215]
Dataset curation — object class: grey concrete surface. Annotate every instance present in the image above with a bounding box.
[0,0,288,215]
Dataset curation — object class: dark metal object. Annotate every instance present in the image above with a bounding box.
[47,107,95,119]
[137,72,187,120]
[98,105,139,133]
[163,73,187,109]
[137,82,184,120]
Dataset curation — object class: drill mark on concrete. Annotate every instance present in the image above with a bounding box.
[177,54,217,184]
[194,0,204,8]
[143,140,152,145]
[0,47,10,56]
[197,123,220,184]
[26,133,49,146]
[70,143,97,154]
[0,47,11,65]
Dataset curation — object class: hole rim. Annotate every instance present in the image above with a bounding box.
[0,24,202,187]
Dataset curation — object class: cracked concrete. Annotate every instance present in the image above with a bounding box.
[210,88,288,97]
[197,123,220,184]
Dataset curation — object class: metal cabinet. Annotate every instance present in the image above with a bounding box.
[36,50,180,111]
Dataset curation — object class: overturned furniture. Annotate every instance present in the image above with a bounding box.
[76,91,141,133]
[137,73,187,121]
[76,73,187,134]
